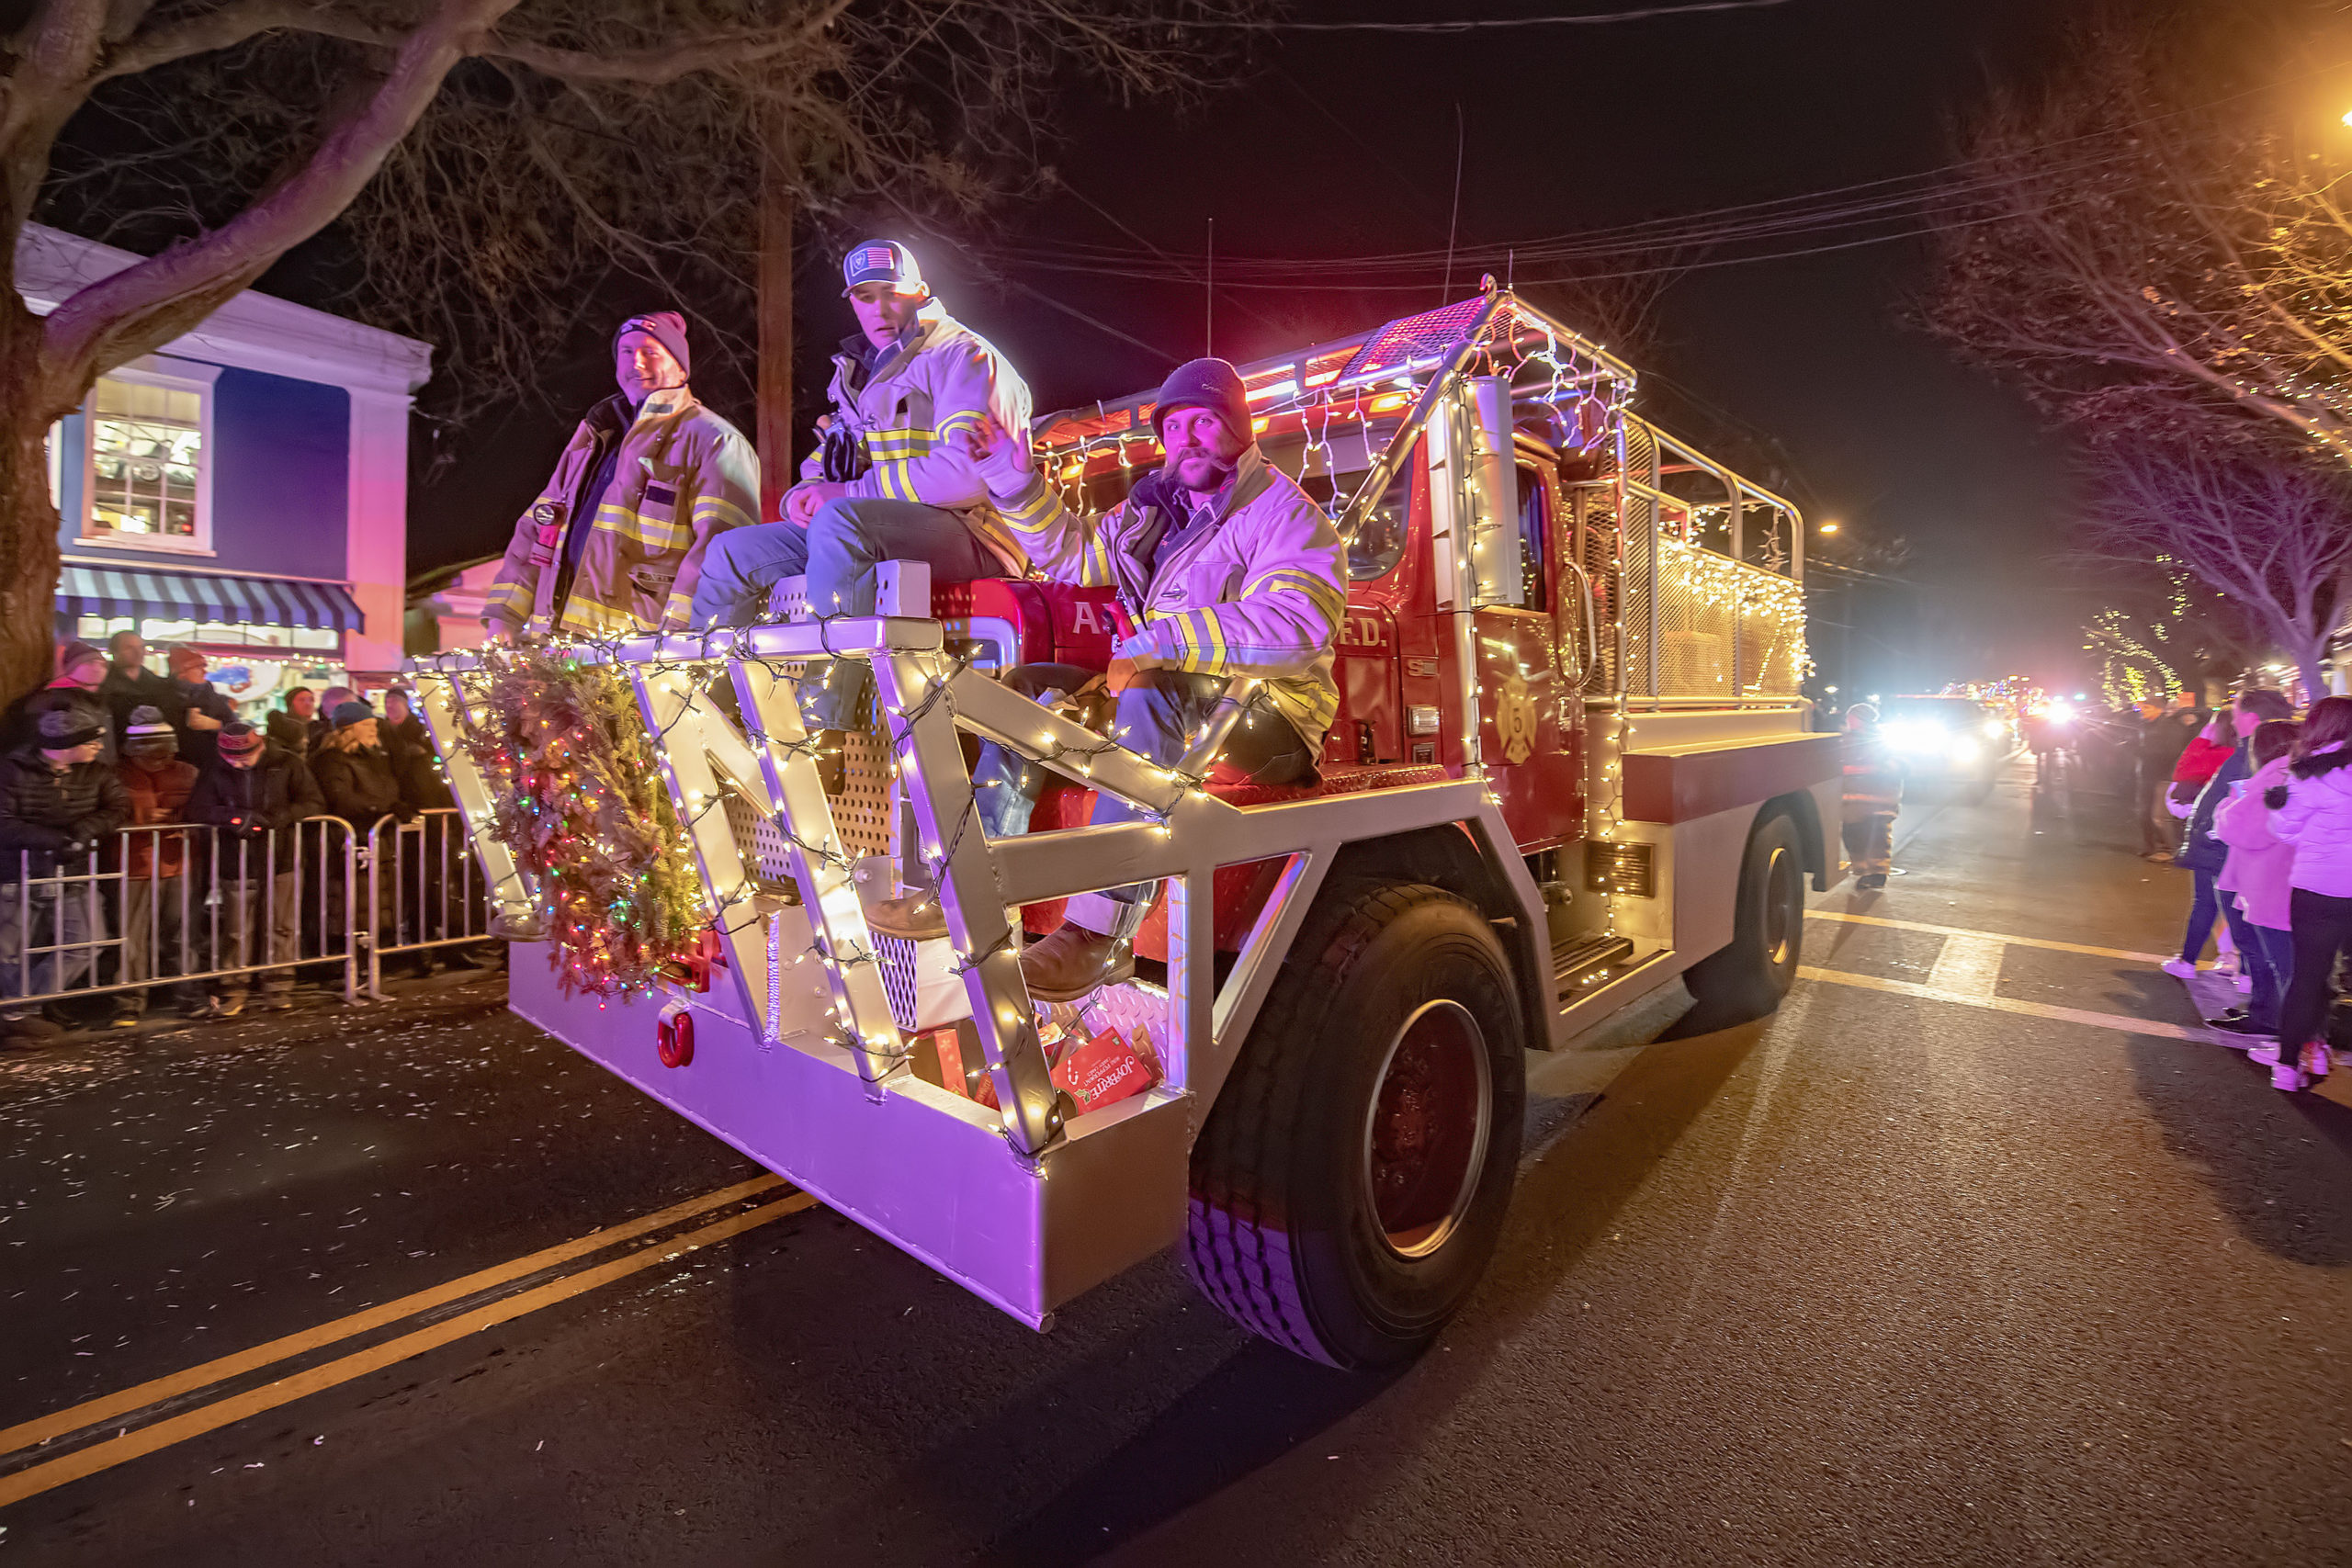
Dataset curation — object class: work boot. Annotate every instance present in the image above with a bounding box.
[1019,920,1135,1004]
[1855,873,1887,891]
[864,888,948,942]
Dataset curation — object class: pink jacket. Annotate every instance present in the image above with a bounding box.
[2213,767,2294,930]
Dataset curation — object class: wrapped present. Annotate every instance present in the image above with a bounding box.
[1049,1018,1159,1113]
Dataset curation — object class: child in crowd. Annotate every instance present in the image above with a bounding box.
[2260,694,2352,1092]
[2209,719,2299,1048]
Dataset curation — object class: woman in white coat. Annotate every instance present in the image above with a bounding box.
[2259,695,2352,1091]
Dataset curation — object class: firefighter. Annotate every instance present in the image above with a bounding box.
[1842,702,1901,891]
[864,358,1346,1003]
[482,311,758,641]
[688,241,1034,783]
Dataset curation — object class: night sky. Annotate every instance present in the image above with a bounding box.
[411,0,2096,694]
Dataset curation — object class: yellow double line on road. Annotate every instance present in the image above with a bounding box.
[0,1175,816,1508]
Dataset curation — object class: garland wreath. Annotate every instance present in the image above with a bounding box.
[451,644,708,998]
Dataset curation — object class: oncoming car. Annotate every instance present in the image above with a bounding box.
[1877,696,2014,788]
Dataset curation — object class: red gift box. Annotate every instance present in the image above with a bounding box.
[1049,1022,1158,1113]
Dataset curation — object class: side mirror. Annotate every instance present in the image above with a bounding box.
[1426,376,1521,610]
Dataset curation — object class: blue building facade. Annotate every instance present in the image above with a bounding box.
[22,223,432,712]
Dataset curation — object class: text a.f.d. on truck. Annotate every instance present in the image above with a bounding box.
[411,289,1842,1371]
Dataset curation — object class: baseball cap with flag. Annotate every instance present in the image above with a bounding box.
[841,240,924,297]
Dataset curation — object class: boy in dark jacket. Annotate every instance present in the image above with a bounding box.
[166,648,237,774]
[0,705,131,1040]
[114,706,202,1024]
[311,702,408,964]
[187,723,322,1013]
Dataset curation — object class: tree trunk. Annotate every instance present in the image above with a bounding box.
[755,134,795,525]
[0,300,65,710]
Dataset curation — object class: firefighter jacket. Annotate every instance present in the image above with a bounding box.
[1841,727,1901,816]
[801,302,1034,573]
[485,389,758,639]
[984,446,1347,750]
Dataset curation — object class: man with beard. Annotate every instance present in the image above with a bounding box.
[864,358,1345,1003]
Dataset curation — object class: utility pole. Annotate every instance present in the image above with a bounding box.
[756,126,796,525]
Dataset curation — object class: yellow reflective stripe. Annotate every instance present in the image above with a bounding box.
[1246,569,1346,626]
[965,507,1022,562]
[692,493,752,531]
[874,461,914,502]
[934,410,984,434]
[1190,606,1227,671]
[662,591,694,628]
[1084,531,1113,587]
[486,581,531,614]
[1003,487,1065,533]
[597,503,690,552]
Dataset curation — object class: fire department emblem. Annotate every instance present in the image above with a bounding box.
[1496,668,1540,764]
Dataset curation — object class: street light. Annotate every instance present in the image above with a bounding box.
[1819,520,1841,535]
[2342,107,2352,128]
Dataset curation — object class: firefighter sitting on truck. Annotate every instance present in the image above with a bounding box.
[483,311,758,641]
[689,240,1035,790]
[863,357,1348,1003]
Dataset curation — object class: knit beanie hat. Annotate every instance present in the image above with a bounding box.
[615,311,691,379]
[56,640,103,678]
[37,705,101,749]
[218,721,265,757]
[167,646,207,677]
[333,700,375,729]
[124,705,176,745]
[1151,358,1250,442]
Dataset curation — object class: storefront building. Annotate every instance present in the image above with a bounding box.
[19,223,433,717]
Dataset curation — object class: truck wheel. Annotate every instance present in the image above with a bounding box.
[1185,881,1526,1369]
[1680,810,1805,1028]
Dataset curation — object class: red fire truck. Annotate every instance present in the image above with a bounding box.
[413,289,1841,1369]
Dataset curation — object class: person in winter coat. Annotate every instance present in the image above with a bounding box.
[311,704,406,830]
[165,647,236,774]
[2210,719,2300,1044]
[4,641,118,766]
[112,705,201,1024]
[2169,714,2235,806]
[690,242,1035,739]
[2255,694,2352,1092]
[187,723,322,1012]
[267,686,317,755]
[1839,703,1903,892]
[483,311,758,641]
[97,632,180,750]
[379,690,453,812]
[858,361,1343,1002]
[2138,699,2198,860]
[0,705,130,1040]
[2163,689,2295,983]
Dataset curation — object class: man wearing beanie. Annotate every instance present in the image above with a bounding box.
[166,646,235,773]
[0,705,130,1039]
[5,639,116,763]
[114,706,202,1025]
[863,358,1345,1002]
[187,719,322,1014]
[690,240,1035,786]
[483,310,758,640]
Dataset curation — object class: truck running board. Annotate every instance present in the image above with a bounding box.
[1553,933,1636,993]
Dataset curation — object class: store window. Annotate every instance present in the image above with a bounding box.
[81,367,216,551]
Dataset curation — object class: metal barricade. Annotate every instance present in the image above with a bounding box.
[364,807,497,998]
[1,818,362,1020]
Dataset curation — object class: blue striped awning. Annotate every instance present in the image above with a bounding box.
[57,566,364,631]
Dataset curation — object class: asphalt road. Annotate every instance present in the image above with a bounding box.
[2,760,2346,1566]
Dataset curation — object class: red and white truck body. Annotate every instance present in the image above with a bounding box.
[413,290,1841,1366]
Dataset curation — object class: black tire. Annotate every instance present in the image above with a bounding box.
[1680,810,1805,1028]
[1185,881,1526,1369]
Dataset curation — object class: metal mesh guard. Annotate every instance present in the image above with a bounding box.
[1338,297,1514,382]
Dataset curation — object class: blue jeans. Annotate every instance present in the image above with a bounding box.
[689,499,1000,731]
[2239,919,2289,1033]
[972,665,1315,937]
[2179,867,2243,964]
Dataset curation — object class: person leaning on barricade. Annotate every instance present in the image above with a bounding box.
[861,357,1347,1004]
[689,240,1035,791]
[187,721,321,1016]
[0,705,130,1043]
[111,705,202,1026]
[311,701,414,973]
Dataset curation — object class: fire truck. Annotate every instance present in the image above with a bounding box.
[412,289,1841,1370]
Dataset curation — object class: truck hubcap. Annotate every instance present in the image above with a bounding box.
[1363,999,1491,1258]
[1764,845,1796,969]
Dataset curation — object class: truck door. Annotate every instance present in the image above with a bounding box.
[1473,458,1584,851]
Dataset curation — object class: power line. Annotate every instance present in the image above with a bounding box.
[1205,0,1793,31]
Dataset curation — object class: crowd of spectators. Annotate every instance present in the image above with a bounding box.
[2151,687,2346,1093]
[0,635,475,1046]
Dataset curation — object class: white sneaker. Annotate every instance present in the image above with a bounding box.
[2160,958,2198,980]
[2249,1042,2283,1066]
[2211,952,2242,977]
[2233,974,2254,993]
[2271,1063,2309,1092]
[2301,1043,2333,1080]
